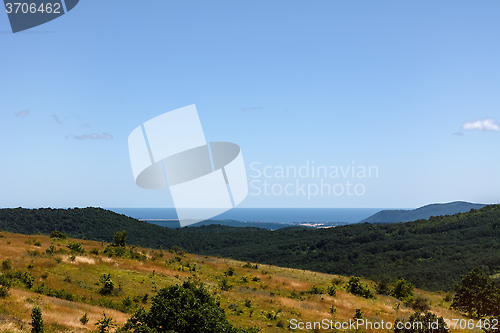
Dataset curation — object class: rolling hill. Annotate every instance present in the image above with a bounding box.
[0,231,468,333]
[359,201,486,223]
[1,204,500,291]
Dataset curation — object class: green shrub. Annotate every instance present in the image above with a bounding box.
[30,306,44,333]
[1,259,12,270]
[67,242,84,254]
[50,230,66,239]
[80,313,89,325]
[123,281,258,333]
[99,274,115,295]
[394,311,449,333]
[95,313,116,333]
[391,278,414,303]
[347,277,374,299]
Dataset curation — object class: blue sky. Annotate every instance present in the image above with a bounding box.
[1,0,499,209]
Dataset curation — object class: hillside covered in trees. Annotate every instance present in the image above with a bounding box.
[1,205,500,291]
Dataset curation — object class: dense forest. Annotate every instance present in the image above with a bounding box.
[1,205,500,291]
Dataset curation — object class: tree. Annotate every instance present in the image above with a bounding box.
[124,281,259,333]
[451,267,500,318]
[114,230,127,247]
[31,306,44,333]
[391,278,414,303]
[394,312,449,333]
[346,277,374,299]
[99,274,115,295]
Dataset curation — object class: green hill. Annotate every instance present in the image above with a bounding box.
[1,205,500,291]
[359,201,486,223]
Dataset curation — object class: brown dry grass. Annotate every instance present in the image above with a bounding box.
[0,230,477,333]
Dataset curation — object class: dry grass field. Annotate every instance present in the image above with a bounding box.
[0,231,475,333]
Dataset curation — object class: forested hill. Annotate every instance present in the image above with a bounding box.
[359,201,486,223]
[1,205,500,291]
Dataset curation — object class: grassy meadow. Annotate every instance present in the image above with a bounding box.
[0,231,473,333]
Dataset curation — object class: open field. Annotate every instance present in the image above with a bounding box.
[0,230,474,332]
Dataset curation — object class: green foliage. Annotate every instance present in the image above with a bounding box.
[3,205,500,291]
[99,274,115,295]
[219,277,232,291]
[95,313,116,333]
[410,296,431,313]
[67,242,84,254]
[114,230,127,247]
[347,277,374,299]
[124,281,260,333]
[80,313,89,325]
[50,230,67,239]
[391,278,414,303]
[394,312,449,333]
[451,267,500,318]
[376,278,392,295]
[1,259,12,270]
[30,306,44,333]
[326,284,337,296]
[353,308,362,320]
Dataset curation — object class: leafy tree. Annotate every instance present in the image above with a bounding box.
[346,277,374,299]
[391,278,414,303]
[114,230,127,247]
[451,267,500,318]
[123,281,259,333]
[394,312,449,333]
[50,230,66,239]
[31,306,44,333]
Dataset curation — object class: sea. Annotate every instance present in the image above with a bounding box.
[107,207,385,226]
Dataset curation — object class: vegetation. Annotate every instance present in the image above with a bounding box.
[394,312,449,333]
[451,267,500,318]
[2,205,500,290]
[124,281,259,333]
[30,307,44,333]
[0,230,480,333]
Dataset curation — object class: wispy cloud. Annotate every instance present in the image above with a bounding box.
[14,109,30,117]
[241,106,263,111]
[52,115,61,124]
[462,117,500,132]
[71,132,113,140]
[452,131,464,136]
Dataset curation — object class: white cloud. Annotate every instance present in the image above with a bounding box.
[452,131,464,136]
[462,117,500,131]
[73,132,113,140]
[14,109,30,117]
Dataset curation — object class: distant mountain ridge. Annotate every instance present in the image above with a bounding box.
[359,201,486,223]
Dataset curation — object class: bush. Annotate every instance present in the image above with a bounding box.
[394,311,449,333]
[346,277,374,299]
[410,295,431,313]
[80,313,89,325]
[391,278,414,303]
[67,242,84,254]
[99,274,115,295]
[31,306,44,333]
[95,313,116,333]
[376,278,392,295]
[50,230,66,239]
[123,281,258,333]
[1,259,12,270]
